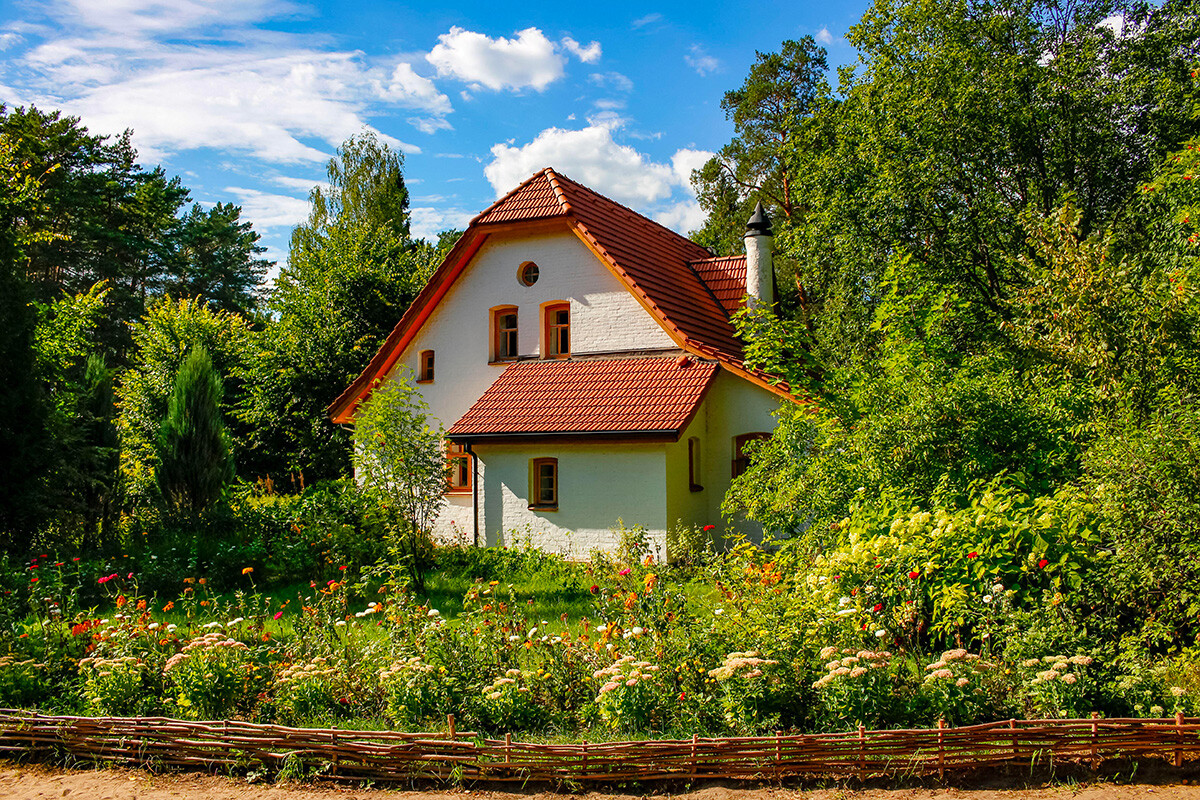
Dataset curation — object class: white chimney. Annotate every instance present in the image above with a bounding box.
[743,201,774,309]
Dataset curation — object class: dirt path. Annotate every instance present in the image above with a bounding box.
[4,765,1200,800]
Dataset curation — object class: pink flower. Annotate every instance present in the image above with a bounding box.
[618,568,632,576]
[273,611,284,620]
[127,572,133,579]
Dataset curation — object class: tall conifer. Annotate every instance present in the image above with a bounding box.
[155,345,233,513]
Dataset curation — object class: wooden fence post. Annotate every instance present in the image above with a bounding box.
[504,732,511,765]
[937,718,946,779]
[582,740,588,778]
[447,714,456,740]
[775,730,782,774]
[1090,712,1099,765]
[1009,718,1018,763]
[1176,711,1185,768]
[858,724,866,778]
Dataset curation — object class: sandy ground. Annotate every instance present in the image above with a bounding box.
[4,764,1200,800]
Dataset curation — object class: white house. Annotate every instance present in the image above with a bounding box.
[329,168,796,559]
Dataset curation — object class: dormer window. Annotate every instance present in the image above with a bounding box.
[492,306,518,362]
[417,350,435,382]
[544,302,569,358]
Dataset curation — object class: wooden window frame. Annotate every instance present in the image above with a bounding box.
[529,457,558,511]
[688,437,704,492]
[543,301,570,358]
[732,433,770,479]
[446,442,471,494]
[491,306,518,363]
[518,261,540,286]
[417,349,435,383]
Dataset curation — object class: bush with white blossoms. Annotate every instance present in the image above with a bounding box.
[474,668,543,731]
[708,650,782,734]
[378,656,448,725]
[593,655,665,732]
[163,631,254,719]
[273,656,357,724]
[1017,653,1097,718]
[914,648,998,724]
[811,646,898,729]
[79,655,155,715]
[0,655,48,709]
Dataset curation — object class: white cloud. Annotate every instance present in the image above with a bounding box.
[51,51,426,164]
[653,198,706,233]
[670,148,713,189]
[48,0,304,40]
[381,62,453,116]
[0,33,23,50]
[561,36,601,64]
[816,27,834,45]
[410,206,474,241]
[484,124,710,217]
[426,27,566,92]
[270,175,326,194]
[684,45,719,76]
[631,13,664,30]
[588,71,633,92]
[223,186,311,229]
[1098,14,1125,37]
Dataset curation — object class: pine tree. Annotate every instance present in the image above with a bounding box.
[155,346,233,514]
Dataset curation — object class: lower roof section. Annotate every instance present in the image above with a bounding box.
[446,355,719,441]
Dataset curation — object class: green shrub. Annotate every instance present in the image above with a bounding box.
[164,632,256,719]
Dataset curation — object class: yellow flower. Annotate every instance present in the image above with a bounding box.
[242,567,254,575]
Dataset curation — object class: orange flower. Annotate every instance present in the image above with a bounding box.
[162,601,175,612]
[200,600,209,607]
[182,578,194,585]
[624,591,638,610]
[198,578,206,585]
[136,599,147,611]
[242,567,254,575]
[643,573,658,591]
[115,595,127,608]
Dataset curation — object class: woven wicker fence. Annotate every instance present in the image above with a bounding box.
[1,710,1197,784]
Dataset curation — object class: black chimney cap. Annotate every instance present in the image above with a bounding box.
[745,201,772,236]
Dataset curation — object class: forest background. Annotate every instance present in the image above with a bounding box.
[0,0,1199,726]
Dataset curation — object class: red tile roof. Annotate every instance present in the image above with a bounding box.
[328,168,794,424]
[689,255,748,315]
[447,356,718,438]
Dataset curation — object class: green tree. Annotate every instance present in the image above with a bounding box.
[243,132,451,484]
[168,202,269,315]
[118,297,254,501]
[155,346,234,514]
[351,375,445,591]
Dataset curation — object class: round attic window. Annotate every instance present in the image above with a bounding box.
[518,262,540,286]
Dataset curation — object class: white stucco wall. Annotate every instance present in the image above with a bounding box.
[471,441,668,560]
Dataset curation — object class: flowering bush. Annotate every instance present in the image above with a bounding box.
[378,656,448,726]
[913,648,999,725]
[1017,653,1098,718]
[593,655,665,732]
[80,655,156,716]
[707,650,782,734]
[0,656,48,709]
[273,657,358,725]
[811,647,899,729]
[474,669,543,731]
[164,631,255,719]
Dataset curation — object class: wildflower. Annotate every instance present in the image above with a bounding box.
[703,524,715,532]
[589,585,599,594]
[198,578,206,585]
[1037,558,1049,569]
[618,568,631,576]
[967,551,978,559]
[908,570,920,580]
[427,609,440,617]
[956,677,969,687]
[1171,686,1186,697]
[849,667,867,678]
[339,565,348,571]
[273,611,283,620]
[1061,673,1078,685]
[162,601,174,612]
[1151,705,1165,716]
[818,646,838,659]
[241,567,253,575]
[872,603,883,612]
[983,595,993,603]
[875,629,886,638]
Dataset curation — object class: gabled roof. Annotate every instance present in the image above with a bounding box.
[329,168,792,423]
[447,356,718,440]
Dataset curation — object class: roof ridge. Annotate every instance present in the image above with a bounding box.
[470,170,550,225]
[543,167,574,215]
[550,170,711,258]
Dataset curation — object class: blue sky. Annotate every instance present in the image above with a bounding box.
[0,0,868,272]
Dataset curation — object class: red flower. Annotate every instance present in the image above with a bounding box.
[72,557,80,562]
[908,570,920,580]
[28,564,37,570]
[589,585,599,594]
[873,603,883,612]
[1037,558,1049,569]
[967,551,978,559]
[703,524,716,532]
[338,565,348,571]
[851,588,857,596]
[679,692,687,701]
[30,577,38,583]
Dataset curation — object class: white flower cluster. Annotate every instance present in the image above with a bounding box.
[813,648,890,689]
[707,650,778,681]
[483,668,531,700]
[1022,654,1093,684]
[275,656,338,687]
[594,655,660,697]
[163,631,247,672]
